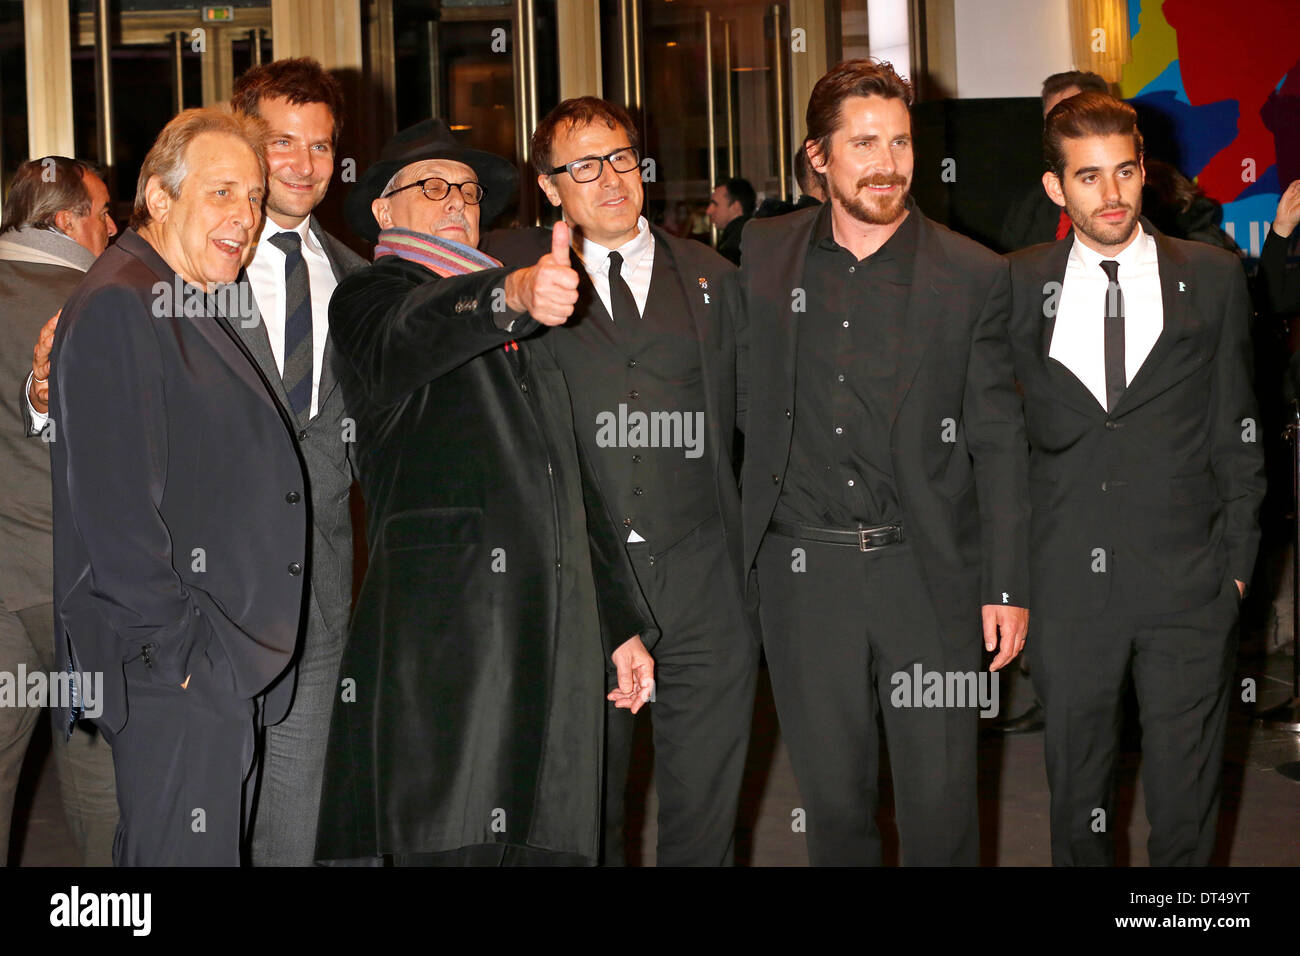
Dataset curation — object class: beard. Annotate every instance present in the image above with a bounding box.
[830,173,910,225]
[1065,193,1140,249]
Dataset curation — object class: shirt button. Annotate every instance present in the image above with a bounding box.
[847,479,855,487]
[285,491,301,504]
[520,381,529,392]
[849,266,856,273]
[842,320,850,328]
[628,389,639,400]
[785,409,792,418]
[288,562,302,576]
[623,517,633,527]
[1101,482,1108,492]
[633,487,644,496]
[837,374,845,383]
[627,359,638,369]
[772,474,780,484]
[632,454,642,463]
[834,426,843,435]
[298,429,308,441]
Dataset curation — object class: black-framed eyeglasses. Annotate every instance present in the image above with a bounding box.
[383,176,485,204]
[548,146,640,183]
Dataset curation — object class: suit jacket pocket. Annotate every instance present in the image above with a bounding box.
[1167,472,1217,508]
[1153,473,1219,551]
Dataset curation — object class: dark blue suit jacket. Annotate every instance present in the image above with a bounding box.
[49,228,308,733]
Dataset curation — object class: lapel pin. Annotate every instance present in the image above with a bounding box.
[703,293,711,304]
[698,277,708,290]
[1178,281,1186,292]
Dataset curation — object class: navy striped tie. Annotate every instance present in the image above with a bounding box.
[269,231,313,418]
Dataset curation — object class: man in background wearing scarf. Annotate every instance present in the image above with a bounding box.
[0,157,118,866]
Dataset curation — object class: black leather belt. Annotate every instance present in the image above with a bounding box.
[768,518,904,552]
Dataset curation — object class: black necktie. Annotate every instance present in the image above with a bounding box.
[268,231,313,418]
[1100,259,1125,413]
[607,250,640,323]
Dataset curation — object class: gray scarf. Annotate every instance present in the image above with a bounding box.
[0,226,96,272]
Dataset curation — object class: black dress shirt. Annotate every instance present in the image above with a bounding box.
[774,202,919,527]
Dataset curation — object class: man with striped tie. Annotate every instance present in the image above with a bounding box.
[229,58,367,866]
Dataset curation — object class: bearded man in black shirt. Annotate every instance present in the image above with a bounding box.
[738,59,1031,865]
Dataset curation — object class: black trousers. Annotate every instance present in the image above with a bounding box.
[756,532,981,866]
[602,516,759,866]
[103,646,256,866]
[1029,577,1240,866]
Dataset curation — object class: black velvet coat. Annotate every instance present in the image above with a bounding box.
[315,255,654,863]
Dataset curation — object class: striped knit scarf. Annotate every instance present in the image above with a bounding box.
[373,227,501,275]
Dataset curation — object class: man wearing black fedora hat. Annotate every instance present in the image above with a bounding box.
[315,119,657,865]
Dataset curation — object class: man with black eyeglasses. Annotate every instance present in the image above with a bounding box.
[484,97,757,866]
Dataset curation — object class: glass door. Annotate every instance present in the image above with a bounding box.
[66,0,272,222]
[604,0,792,243]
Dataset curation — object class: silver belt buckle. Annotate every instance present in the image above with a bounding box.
[857,528,873,552]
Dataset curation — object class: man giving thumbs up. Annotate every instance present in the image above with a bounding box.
[317,119,656,867]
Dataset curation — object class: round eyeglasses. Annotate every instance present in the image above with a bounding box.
[383,177,485,204]
[548,147,641,183]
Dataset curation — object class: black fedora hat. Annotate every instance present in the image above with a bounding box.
[345,118,518,243]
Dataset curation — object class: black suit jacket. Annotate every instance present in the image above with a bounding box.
[50,229,308,733]
[738,202,1030,628]
[482,225,750,602]
[1006,222,1266,618]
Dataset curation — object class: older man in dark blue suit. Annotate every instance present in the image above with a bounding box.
[50,107,308,866]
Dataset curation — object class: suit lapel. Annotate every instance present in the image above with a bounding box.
[119,231,287,420]
[889,213,946,425]
[309,217,349,416]
[232,276,295,414]
[653,228,725,478]
[756,213,813,404]
[1110,225,1194,416]
[1036,236,1105,417]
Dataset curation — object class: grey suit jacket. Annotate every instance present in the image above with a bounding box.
[0,261,86,612]
[237,217,366,725]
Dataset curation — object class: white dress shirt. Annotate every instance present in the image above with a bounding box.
[574,215,655,319]
[1050,224,1163,410]
[246,216,339,418]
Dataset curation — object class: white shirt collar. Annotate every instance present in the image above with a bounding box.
[1069,221,1155,274]
[576,216,652,277]
[257,215,323,257]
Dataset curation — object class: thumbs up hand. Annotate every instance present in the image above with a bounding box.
[503,221,580,326]
[548,219,572,265]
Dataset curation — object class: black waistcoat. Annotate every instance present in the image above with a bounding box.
[547,246,716,552]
